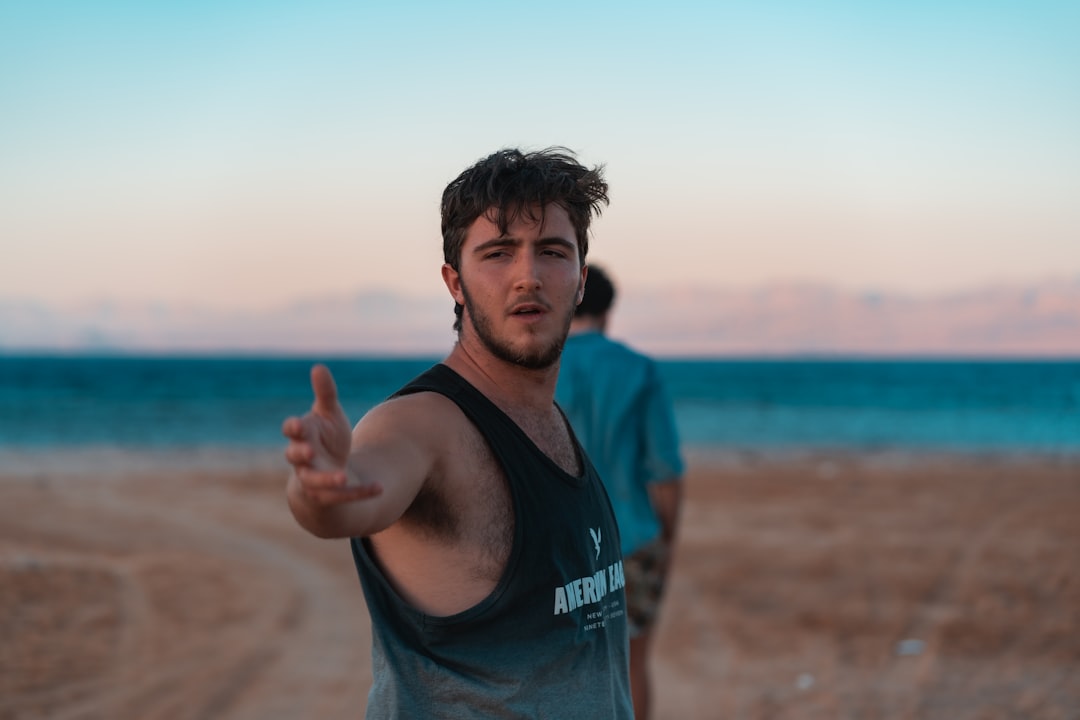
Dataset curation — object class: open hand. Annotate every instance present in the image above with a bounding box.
[282,364,381,505]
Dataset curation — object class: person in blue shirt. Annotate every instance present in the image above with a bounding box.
[556,265,685,720]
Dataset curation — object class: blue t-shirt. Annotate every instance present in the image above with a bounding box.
[556,331,684,557]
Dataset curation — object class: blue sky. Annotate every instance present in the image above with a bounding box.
[2,1,1078,310]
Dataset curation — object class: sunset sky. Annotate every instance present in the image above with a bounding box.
[3,1,1078,312]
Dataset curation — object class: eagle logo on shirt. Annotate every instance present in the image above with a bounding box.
[589,528,601,559]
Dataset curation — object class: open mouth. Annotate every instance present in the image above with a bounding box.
[511,303,547,316]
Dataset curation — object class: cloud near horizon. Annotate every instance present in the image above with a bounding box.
[3,277,1079,357]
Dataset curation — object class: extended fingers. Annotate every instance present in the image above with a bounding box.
[304,486,383,506]
[284,440,314,466]
[296,466,348,488]
[282,415,306,439]
[310,364,341,415]
[296,468,382,504]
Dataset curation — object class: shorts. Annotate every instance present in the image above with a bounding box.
[623,537,671,638]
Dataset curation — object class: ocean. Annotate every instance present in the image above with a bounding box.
[2,355,1079,455]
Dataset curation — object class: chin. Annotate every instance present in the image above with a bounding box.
[512,340,565,370]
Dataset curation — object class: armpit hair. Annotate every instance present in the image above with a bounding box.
[400,481,459,540]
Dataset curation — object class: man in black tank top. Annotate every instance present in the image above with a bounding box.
[283,148,633,719]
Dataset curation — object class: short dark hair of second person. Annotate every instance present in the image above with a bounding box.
[576,265,616,318]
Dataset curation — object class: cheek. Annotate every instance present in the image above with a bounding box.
[557,267,585,296]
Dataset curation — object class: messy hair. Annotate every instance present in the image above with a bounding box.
[441,147,609,331]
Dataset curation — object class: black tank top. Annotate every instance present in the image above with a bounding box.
[350,364,632,719]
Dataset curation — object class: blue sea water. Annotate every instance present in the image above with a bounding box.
[1,355,1078,454]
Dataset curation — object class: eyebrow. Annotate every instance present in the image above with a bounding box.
[472,235,577,254]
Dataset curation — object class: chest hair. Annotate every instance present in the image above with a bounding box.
[512,406,582,477]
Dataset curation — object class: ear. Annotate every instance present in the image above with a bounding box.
[576,264,589,306]
[442,264,465,304]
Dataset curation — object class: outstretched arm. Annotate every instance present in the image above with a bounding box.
[282,364,432,539]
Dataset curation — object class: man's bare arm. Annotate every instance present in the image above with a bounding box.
[647,478,683,545]
[283,365,434,539]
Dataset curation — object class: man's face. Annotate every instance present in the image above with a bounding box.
[443,203,586,370]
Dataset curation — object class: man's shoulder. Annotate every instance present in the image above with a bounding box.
[363,389,468,445]
[390,363,461,398]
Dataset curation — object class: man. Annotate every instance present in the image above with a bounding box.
[555,265,684,720]
[282,148,633,719]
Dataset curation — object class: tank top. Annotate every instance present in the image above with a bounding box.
[350,364,632,719]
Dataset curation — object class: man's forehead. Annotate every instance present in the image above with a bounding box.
[474,203,572,235]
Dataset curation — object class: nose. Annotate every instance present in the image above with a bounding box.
[513,253,542,292]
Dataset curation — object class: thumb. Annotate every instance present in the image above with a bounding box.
[310,364,342,416]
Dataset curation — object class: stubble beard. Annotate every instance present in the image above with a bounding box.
[460,281,573,371]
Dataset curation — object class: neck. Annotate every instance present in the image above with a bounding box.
[443,337,560,416]
[569,314,606,335]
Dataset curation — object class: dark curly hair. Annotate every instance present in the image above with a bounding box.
[441,147,609,331]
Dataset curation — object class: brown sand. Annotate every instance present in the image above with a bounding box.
[1,450,1077,719]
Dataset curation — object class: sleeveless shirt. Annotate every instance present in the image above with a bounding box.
[350,364,633,719]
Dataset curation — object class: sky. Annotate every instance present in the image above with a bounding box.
[2,1,1078,313]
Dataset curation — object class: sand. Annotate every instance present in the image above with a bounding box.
[1,449,1078,719]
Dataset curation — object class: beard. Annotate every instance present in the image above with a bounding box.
[460,281,573,370]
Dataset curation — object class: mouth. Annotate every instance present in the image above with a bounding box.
[509,302,549,318]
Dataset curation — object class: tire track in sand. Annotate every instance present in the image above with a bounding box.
[1,472,371,720]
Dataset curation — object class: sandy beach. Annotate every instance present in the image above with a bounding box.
[2,450,1077,719]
